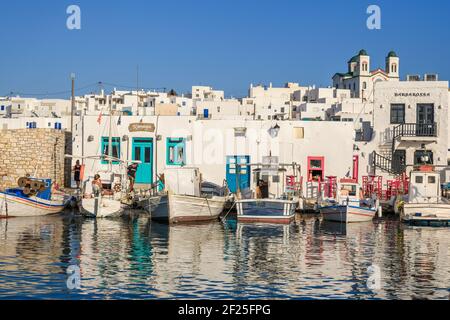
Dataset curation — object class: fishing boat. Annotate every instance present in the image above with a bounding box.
[74,155,137,218]
[150,168,229,224]
[318,178,378,223]
[0,177,67,217]
[79,194,127,218]
[401,165,450,227]
[235,158,301,224]
[73,101,140,218]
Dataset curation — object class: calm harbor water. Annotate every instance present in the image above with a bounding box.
[0,213,448,300]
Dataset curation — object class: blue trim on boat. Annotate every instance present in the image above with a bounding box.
[0,191,65,208]
[320,204,375,212]
[348,205,376,212]
[240,201,293,217]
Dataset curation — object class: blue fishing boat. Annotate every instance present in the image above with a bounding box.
[0,177,67,217]
[235,159,301,224]
[236,198,298,224]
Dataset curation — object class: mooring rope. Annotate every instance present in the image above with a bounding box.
[220,200,236,223]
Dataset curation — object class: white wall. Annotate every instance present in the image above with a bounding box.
[73,116,356,194]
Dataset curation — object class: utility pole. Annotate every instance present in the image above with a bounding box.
[136,65,140,116]
[71,73,75,133]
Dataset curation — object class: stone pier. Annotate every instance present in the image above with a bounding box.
[0,129,68,190]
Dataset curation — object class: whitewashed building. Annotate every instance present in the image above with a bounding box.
[72,116,356,196]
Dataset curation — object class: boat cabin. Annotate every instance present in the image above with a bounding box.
[336,179,362,205]
[408,166,441,204]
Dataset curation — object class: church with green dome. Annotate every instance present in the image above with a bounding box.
[332,50,400,100]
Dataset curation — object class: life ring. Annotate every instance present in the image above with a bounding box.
[18,177,28,188]
[31,181,43,190]
[113,183,122,193]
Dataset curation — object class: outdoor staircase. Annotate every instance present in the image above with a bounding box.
[372,151,398,175]
[372,123,437,175]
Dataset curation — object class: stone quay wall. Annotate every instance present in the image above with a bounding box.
[0,129,68,190]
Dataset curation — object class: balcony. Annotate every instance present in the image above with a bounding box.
[393,123,437,142]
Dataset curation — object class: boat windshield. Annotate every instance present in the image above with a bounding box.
[340,184,357,197]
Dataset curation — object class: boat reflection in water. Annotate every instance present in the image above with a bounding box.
[0,214,449,299]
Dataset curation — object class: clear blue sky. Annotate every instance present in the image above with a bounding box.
[0,0,449,98]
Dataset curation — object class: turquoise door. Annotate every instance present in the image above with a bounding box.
[132,138,153,184]
[226,156,251,193]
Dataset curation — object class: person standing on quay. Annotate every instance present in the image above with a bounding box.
[127,162,139,192]
[73,160,82,189]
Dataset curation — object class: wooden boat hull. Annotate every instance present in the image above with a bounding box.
[151,194,226,223]
[80,197,126,218]
[320,205,376,223]
[403,203,450,226]
[0,192,65,217]
[236,199,297,224]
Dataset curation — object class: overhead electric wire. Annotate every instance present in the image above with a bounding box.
[4,81,169,98]
[101,81,167,92]
[7,82,99,97]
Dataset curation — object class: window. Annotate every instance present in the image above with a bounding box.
[134,147,141,161]
[428,176,436,184]
[414,150,433,165]
[340,184,357,196]
[166,138,186,166]
[281,107,285,113]
[101,137,121,164]
[0,106,4,111]
[307,156,324,182]
[390,104,405,124]
[293,127,304,139]
[363,82,367,89]
[415,176,423,184]
[145,147,151,163]
[217,106,220,112]
[392,64,397,73]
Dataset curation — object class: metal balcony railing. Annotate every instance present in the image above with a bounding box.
[393,122,437,139]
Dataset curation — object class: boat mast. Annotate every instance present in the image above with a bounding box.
[108,88,112,172]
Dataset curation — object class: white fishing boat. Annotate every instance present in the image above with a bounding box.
[74,155,136,219]
[0,177,67,217]
[319,178,378,223]
[71,102,138,219]
[79,195,126,218]
[150,168,228,223]
[235,159,301,224]
[401,166,450,227]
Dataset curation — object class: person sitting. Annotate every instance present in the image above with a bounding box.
[340,186,349,197]
[92,174,102,198]
[359,188,365,200]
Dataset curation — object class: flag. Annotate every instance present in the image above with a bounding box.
[97,112,102,125]
[345,168,351,178]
